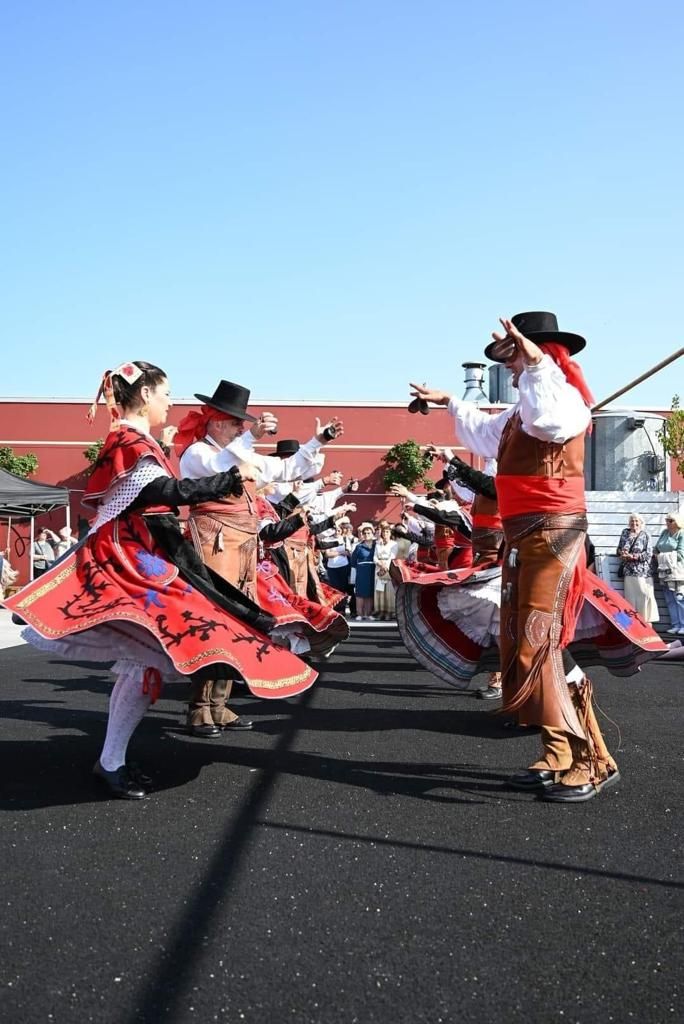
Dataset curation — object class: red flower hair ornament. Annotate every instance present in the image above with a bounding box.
[87,362,144,428]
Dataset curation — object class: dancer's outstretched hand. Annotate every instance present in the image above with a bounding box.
[491,318,543,366]
[409,382,451,406]
[389,483,411,498]
[251,412,279,439]
[315,417,344,442]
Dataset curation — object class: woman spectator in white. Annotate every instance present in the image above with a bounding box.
[374,521,398,620]
[54,527,78,559]
[616,513,658,623]
[653,512,684,634]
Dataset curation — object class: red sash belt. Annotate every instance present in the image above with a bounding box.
[496,475,586,518]
[473,512,503,529]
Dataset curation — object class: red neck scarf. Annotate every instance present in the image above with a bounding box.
[175,406,232,456]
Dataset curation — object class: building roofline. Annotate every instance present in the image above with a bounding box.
[0,396,673,414]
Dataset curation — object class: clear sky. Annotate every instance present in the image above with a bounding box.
[1,1,682,408]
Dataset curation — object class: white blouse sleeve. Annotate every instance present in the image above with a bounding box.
[516,355,591,442]
[179,441,239,478]
[447,400,514,459]
[225,433,325,485]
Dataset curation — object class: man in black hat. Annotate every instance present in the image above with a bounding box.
[177,380,343,483]
[175,381,344,734]
[409,312,620,804]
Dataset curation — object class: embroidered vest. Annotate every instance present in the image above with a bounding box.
[188,471,259,598]
[84,426,176,515]
[495,412,586,519]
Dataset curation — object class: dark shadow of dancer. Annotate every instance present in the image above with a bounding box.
[124,685,319,1024]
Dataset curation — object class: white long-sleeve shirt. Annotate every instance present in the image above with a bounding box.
[447,355,591,459]
[179,431,325,484]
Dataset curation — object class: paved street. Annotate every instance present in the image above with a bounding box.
[0,622,682,1024]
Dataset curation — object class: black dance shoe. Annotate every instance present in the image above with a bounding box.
[221,717,254,731]
[476,686,502,701]
[508,769,558,790]
[92,760,147,800]
[541,770,621,803]
[126,761,154,790]
[186,721,221,738]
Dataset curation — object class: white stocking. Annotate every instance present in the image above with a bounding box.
[99,665,153,771]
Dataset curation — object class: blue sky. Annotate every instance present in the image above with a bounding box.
[1,1,682,408]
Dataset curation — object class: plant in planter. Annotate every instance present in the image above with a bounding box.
[0,447,38,478]
[382,439,435,491]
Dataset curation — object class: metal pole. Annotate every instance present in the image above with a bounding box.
[591,347,684,412]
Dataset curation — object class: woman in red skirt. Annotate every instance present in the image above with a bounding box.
[3,361,317,800]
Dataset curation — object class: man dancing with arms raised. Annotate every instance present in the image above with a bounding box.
[410,312,619,803]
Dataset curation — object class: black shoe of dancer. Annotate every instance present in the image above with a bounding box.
[93,760,147,800]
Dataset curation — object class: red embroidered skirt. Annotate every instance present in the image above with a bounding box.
[256,559,349,655]
[4,513,317,699]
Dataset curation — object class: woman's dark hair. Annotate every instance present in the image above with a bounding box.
[426,489,446,501]
[112,361,166,410]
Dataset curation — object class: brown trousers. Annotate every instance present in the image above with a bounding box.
[499,519,586,738]
[499,515,616,781]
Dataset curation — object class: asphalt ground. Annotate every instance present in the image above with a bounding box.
[0,626,682,1024]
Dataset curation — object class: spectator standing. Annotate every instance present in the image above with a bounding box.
[54,527,79,559]
[616,514,658,623]
[323,517,354,613]
[350,523,376,620]
[374,522,398,620]
[653,513,684,634]
[33,528,56,577]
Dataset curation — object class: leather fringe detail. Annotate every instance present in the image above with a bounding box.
[500,635,551,715]
[570,677,604,785]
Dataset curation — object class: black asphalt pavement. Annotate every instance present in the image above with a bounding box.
[1,628,682,1024]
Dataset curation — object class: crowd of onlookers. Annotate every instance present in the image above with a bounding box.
[0,526,80,596]
[618,511,684,634]
[32,527,79,577]
[319,517,418,620]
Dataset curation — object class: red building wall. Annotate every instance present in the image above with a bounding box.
[1,397,681,585]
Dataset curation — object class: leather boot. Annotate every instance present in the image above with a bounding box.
[186,676,221,737]
[542,679,620,802]
[528,727,573,772]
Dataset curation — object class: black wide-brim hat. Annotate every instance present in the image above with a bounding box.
[194,379,257,423]
[484,311,586,363]
[273,439,300,457]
